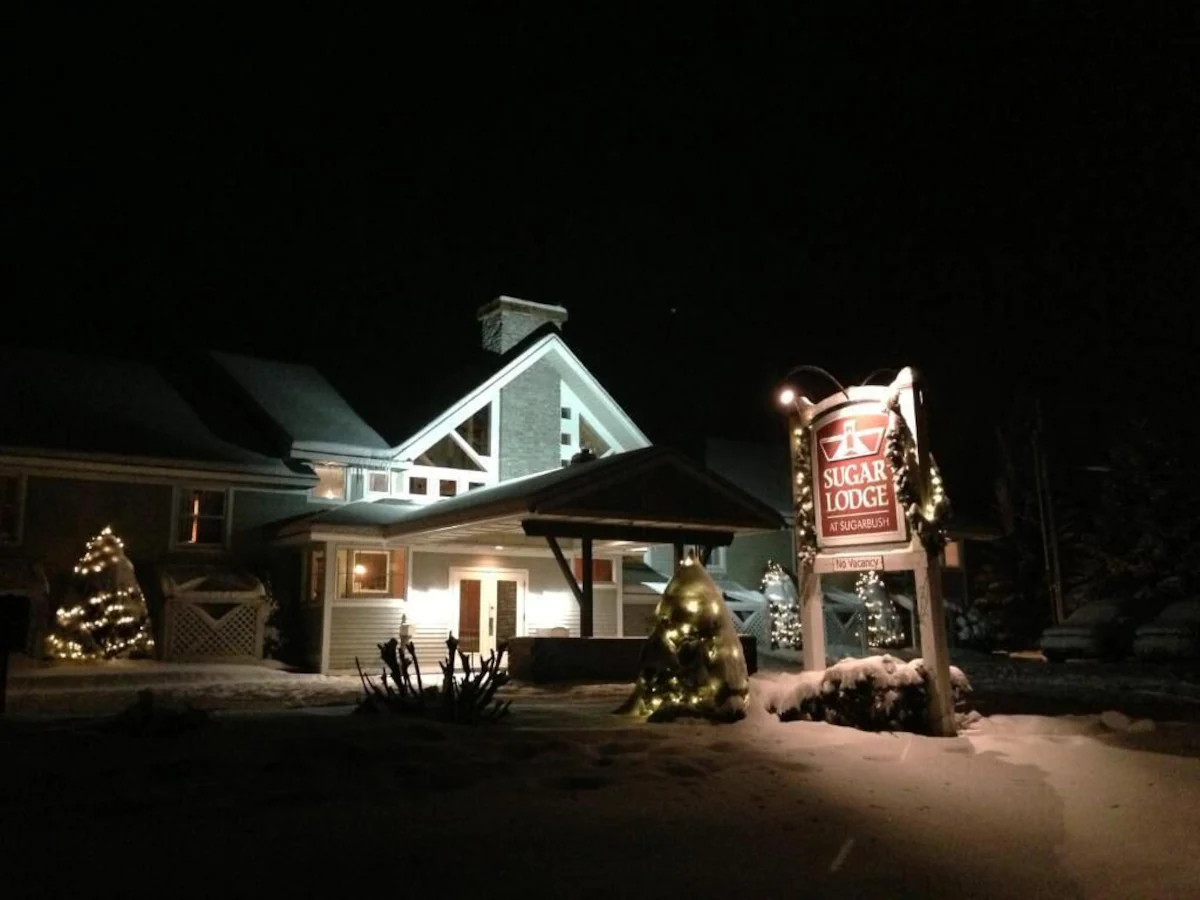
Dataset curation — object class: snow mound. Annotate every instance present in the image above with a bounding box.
[761,654,972,735]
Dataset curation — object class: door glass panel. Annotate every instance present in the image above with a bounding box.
[458,579,481,652]
[496,579,518,644]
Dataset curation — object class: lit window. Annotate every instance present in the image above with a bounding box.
[455,406,492,456]
[0,474,23,543]
[313,464,346,500]
[175,489,227,547]
[579,415,610,455]
[348,550,389,594]
[368,472,390,493]
[409,477,427,495]
[941,541,962,569]
[439,480,457,497]
[572,558,614,583]
[418,435,485,471]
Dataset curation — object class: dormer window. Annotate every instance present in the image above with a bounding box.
[312,464,346,501]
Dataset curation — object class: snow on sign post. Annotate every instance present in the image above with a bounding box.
[780,366,956,737]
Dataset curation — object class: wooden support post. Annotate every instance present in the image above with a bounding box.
[319,541,337,676]
[546,537,585,605]
[0,647,8,715]
[672,542,684,571]
[800,566,825,671]
[915,550,956,737]
[910,371,956,737]
[580,537,594,638]
[700,545,712,566]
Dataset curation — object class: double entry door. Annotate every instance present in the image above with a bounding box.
[450,568,526,660]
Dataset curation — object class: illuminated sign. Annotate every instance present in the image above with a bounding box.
[811,405,908,548]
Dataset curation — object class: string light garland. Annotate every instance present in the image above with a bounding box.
[47,526,155,660]
[789,421,819,566]
[884,394,951,552]
[762,560,801,650]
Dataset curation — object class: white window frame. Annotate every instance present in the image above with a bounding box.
[345,548,392,597]
[0,472,27,546]
[170,486,233,550]
[366,470,392,496]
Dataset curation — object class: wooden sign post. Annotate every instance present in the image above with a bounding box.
[783,367,956,737]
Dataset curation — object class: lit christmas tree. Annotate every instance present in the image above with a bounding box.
[47,526,155,660]
[616,557,749,722]
[856,569,904,649]
[762,560,801,650]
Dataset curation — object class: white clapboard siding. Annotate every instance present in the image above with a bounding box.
[525,589,581,637]
[594,589,618,637]
[408,625,456,670]
[327,605,407,673]
[622,600,658,637]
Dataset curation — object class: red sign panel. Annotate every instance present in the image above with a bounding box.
[812,407,907,548]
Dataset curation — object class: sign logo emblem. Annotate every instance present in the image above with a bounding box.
[818,419,885,463]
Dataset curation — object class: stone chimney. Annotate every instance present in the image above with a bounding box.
[476,295,568,354]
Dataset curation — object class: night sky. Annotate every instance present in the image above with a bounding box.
[7,5,1198,516]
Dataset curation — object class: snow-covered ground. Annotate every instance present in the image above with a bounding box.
[3,675,1199,899]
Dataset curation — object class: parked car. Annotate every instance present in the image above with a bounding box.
[1039,600,1142,662]
[1132,599,1200,661]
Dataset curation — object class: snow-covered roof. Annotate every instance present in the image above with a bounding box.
[209,350,390,457]
[278,446,787,542]
[0,346,310,483]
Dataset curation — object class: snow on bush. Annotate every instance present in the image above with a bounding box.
[762,654,972,734]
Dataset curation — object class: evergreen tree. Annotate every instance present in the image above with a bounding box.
[857,570,904,648]
[47,527,155,660]
[762,560,801,650]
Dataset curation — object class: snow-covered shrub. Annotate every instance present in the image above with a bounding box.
[764,655,972,734]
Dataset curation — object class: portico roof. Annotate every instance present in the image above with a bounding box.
[275,446,787,547]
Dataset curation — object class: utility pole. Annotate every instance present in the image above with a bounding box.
[1032,399,1064,624]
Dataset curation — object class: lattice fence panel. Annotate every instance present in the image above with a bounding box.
[727,599,771,648]
[165,600,264,660]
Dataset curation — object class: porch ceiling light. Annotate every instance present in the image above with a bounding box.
[778,387,796,406]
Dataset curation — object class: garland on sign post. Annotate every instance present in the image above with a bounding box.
[789,420,818,566]
[884,395,950,552]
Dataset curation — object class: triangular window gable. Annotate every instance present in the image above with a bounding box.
[455,405,492,457]
[417,435,486,472]
[560,382,621,465]
[410,399,496,474]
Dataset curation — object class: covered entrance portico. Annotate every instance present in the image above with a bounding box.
[275,446,785,674]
